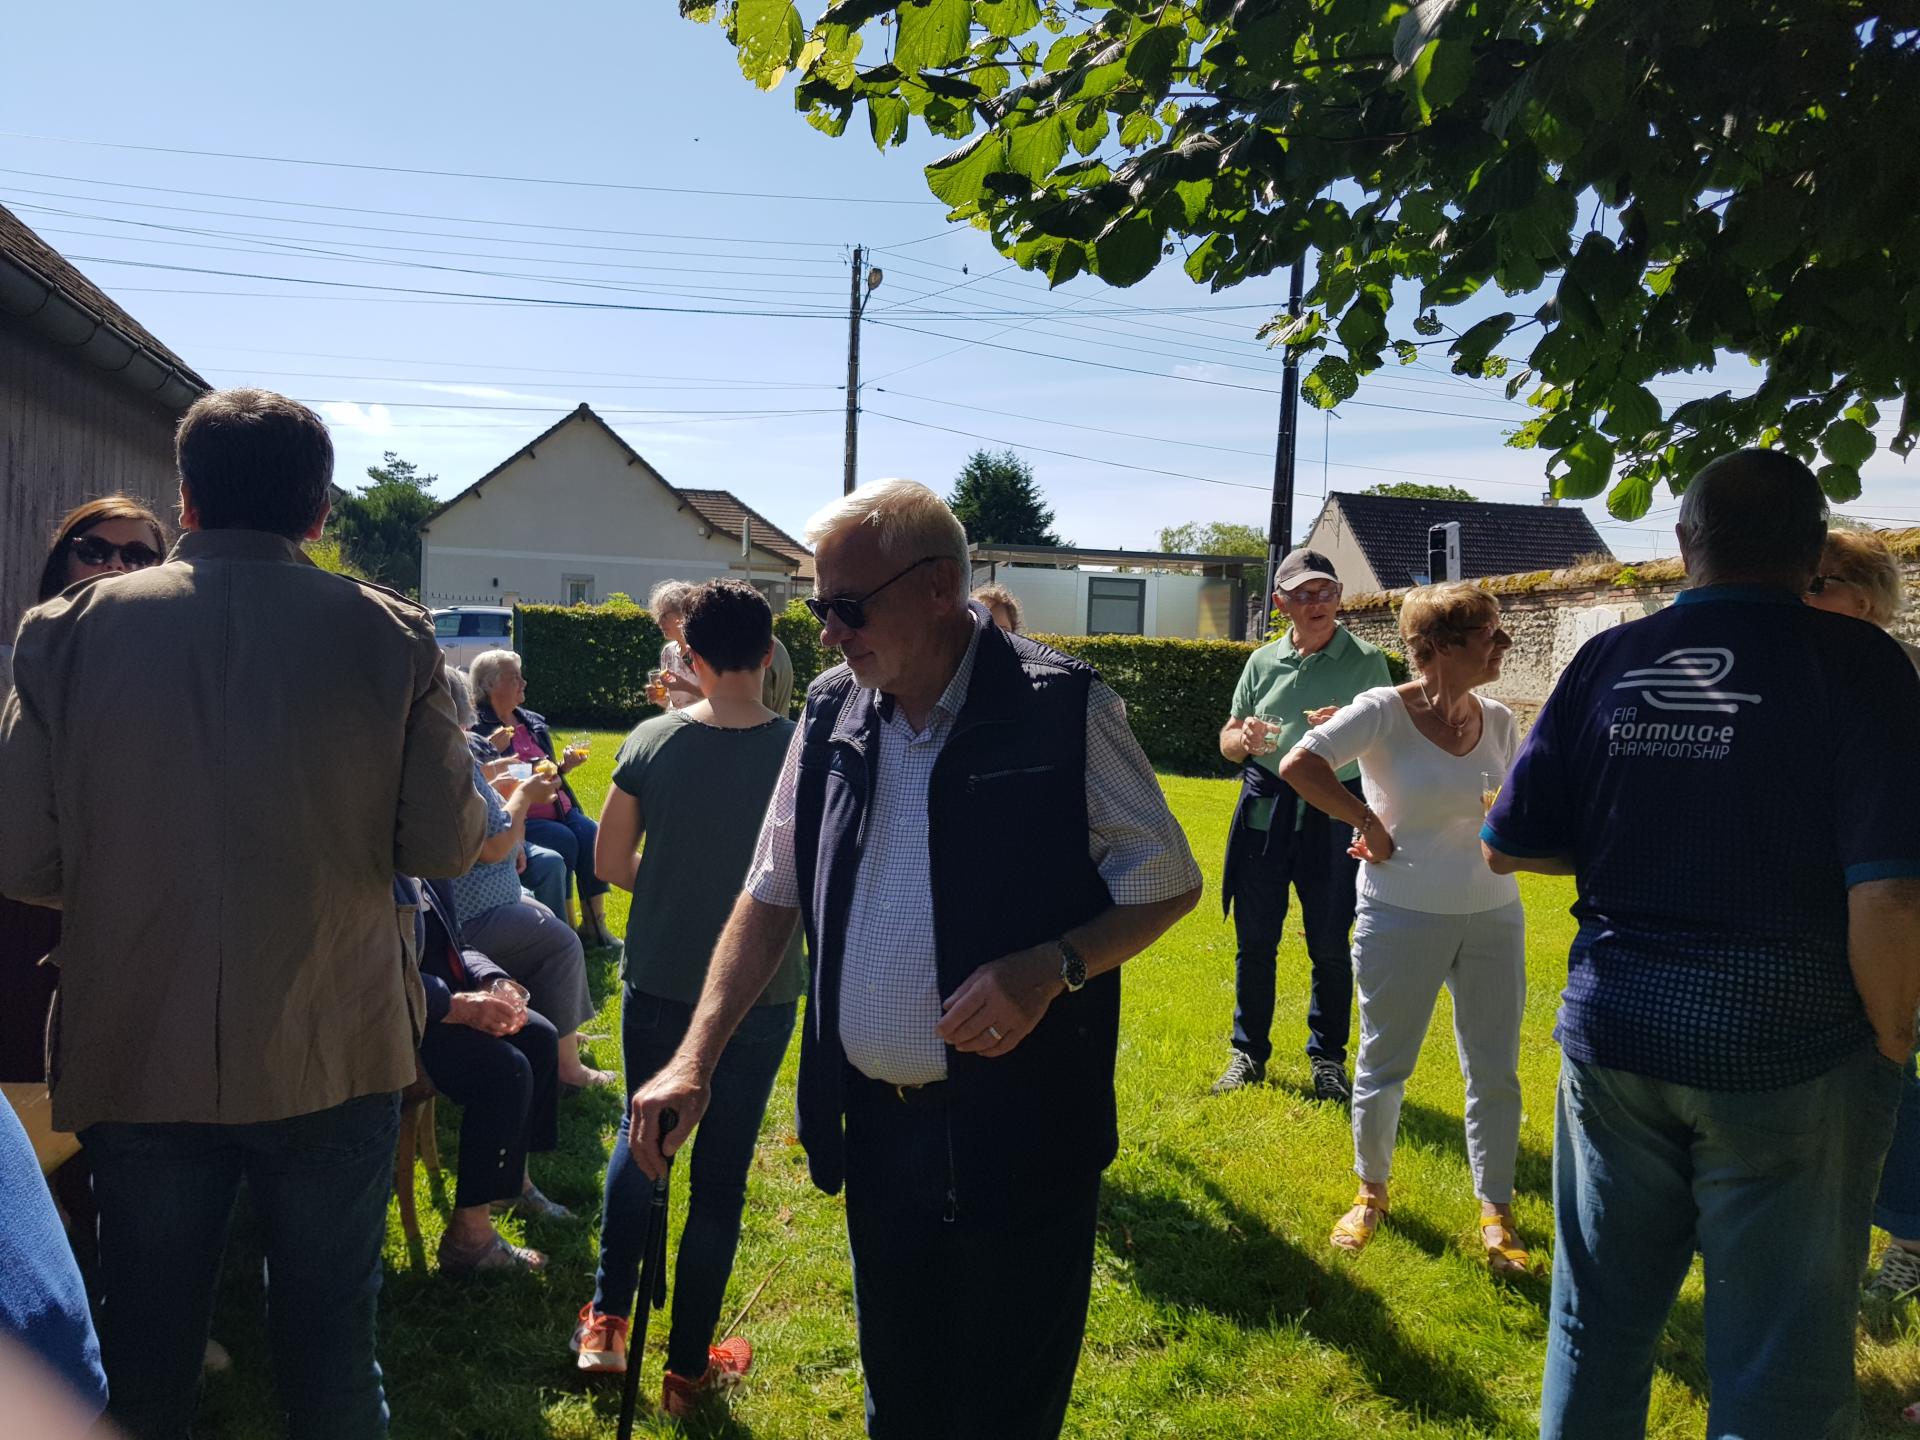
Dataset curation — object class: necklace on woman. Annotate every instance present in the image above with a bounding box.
[1420,682,1472,733]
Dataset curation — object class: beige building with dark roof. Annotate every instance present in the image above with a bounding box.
[1,202,208,638]
[418,404,812,609]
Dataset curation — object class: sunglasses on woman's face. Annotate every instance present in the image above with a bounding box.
[1807,574,1853,595]
[70,535,162,569]
[803,555,943,631]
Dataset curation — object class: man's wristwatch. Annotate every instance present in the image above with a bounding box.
[1056,936,1088,993]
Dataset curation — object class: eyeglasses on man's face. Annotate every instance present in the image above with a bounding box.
[1283,583,1341,607]
[804,555,944,631]
[70,535,162,570]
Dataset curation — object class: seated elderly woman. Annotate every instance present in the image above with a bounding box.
[468,648,615,948]
[399,876,566,1275]
[445,669,614,1090]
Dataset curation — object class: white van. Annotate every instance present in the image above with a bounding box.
[431,607,514,671]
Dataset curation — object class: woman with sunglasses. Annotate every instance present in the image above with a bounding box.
[2,497,169,1083]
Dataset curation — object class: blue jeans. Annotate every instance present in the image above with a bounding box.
[1874,1056,1920,1237]
[525,808,609,903]
[593,991,795,1378]
[82,1092,401,1440]
[842,1076,1100,1440]
[1542,1050,1902,1440]
[521,843,567,918]
[1228,803,1362,1067]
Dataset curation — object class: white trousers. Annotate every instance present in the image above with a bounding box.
[1350,896,1526,1202]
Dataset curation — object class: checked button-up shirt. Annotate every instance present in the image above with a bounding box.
[745,605,1201,1086]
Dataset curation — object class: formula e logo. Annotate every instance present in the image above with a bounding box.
[1610,648,1762,714]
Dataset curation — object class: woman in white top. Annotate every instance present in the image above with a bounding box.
[1277,582,1528,1273]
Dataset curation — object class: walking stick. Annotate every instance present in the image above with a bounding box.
[616,1107,677,1440]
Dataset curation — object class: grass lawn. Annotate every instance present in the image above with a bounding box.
[192,738,1920,1437]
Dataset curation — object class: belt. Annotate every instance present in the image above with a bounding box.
[844,1067,949,1107]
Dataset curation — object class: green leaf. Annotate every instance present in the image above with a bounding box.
[1303,354,1359,409]
[733,0,804,89]
[896,0,971,74]
[1820,417,1875,467]
[1607,470,1655,521]
[1448,311,1514,373]
[1006,115,1068,181]
[868,94,910,148]
[1118,109,1164,147]
[1092,217,1161,287]
[1603,383,1663,439]
[1392,0,1460,73]
[1336,297,1388,358]
[1554,432,1616,499]
[1817,462,1863,503]
[1069,104,1111,157]
[1125,24,1187,90]
[924,132,1007,211]
[1392,339,1419,365]
[977,0,1041,39]
[1412,310,1444,338]
[1172,178,1211,226]
[1184,232,1234,286]
[1409,39,1472,125]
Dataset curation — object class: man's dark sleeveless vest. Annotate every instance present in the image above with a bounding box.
[790,621,1118,1202]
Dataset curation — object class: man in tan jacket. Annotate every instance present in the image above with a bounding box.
[0,388,485,1440]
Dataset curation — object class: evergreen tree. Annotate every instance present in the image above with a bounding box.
[947,449,1064,547]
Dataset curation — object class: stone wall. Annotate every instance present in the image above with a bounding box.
[1340,555,1920,705]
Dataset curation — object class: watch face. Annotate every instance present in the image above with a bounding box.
[1061,943,1087,988]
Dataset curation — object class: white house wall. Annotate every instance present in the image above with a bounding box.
[971,566,1238,639]
[1301,502,1381,593]
[420,414,795,606]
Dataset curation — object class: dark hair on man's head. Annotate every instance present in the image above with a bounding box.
[38,495,169,602]
[1676,448,1827,584]
[175,388,334,539]
[682,579,773,674]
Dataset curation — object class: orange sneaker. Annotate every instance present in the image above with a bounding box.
[570,1302,629,1375]
[660,1336,753,1418]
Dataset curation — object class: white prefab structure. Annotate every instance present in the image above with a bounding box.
[969,544,1259,641]
[419,405,812,610]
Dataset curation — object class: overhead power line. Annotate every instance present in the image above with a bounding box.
[0,131,943,207]
[0,167,862,248]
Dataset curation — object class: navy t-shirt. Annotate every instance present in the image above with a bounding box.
[1484,585,1920,1091]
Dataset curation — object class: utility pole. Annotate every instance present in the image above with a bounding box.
[841,247,883,496]
[1262,255,1308,610]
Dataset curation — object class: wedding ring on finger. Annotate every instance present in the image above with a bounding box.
[988,1026,1003,1042]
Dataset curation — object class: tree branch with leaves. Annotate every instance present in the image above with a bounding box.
[685,0,1920,517]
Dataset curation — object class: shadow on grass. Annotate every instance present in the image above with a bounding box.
[1099,1153,1512,1434]
[1395,1097,1555,1205]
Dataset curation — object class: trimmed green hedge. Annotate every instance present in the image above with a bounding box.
[517,598,1404,773]
[513,600,667,728]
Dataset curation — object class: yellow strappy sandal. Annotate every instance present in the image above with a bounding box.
[1330,1192,1387,1253]
[1480,1214,1530,1274]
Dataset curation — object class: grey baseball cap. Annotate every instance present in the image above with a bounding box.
[1274,548,1340,591]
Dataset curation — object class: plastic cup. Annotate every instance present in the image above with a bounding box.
[1481,771,1501,815]
[488,976,529,1012]
[506,761,533,782]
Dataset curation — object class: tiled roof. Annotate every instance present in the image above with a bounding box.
[1326,491,1612,587]
[677,489,814,579]
[0,201,208,389]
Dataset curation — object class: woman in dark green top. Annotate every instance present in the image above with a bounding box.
[573,580,805,1418]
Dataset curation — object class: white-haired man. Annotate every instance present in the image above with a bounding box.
[628,479,1202,1438]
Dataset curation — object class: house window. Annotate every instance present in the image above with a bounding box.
[1087,576,1146,635]
[562,574,595,606]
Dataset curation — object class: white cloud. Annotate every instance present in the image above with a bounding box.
[415,382,578,407]
[318,401,393,436]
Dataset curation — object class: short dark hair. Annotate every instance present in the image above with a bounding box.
[1677,449,1827,583]
[682,579,773,674]
[38,495,169,602]
[176,388,334,538]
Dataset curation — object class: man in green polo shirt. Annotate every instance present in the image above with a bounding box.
[1213,549,1389,1101]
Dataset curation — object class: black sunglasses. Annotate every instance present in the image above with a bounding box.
[804,555,945,630]
[1807,574,1852,595]
[69,534,162,569]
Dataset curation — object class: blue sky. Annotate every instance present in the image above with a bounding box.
[5,2,1917,564]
